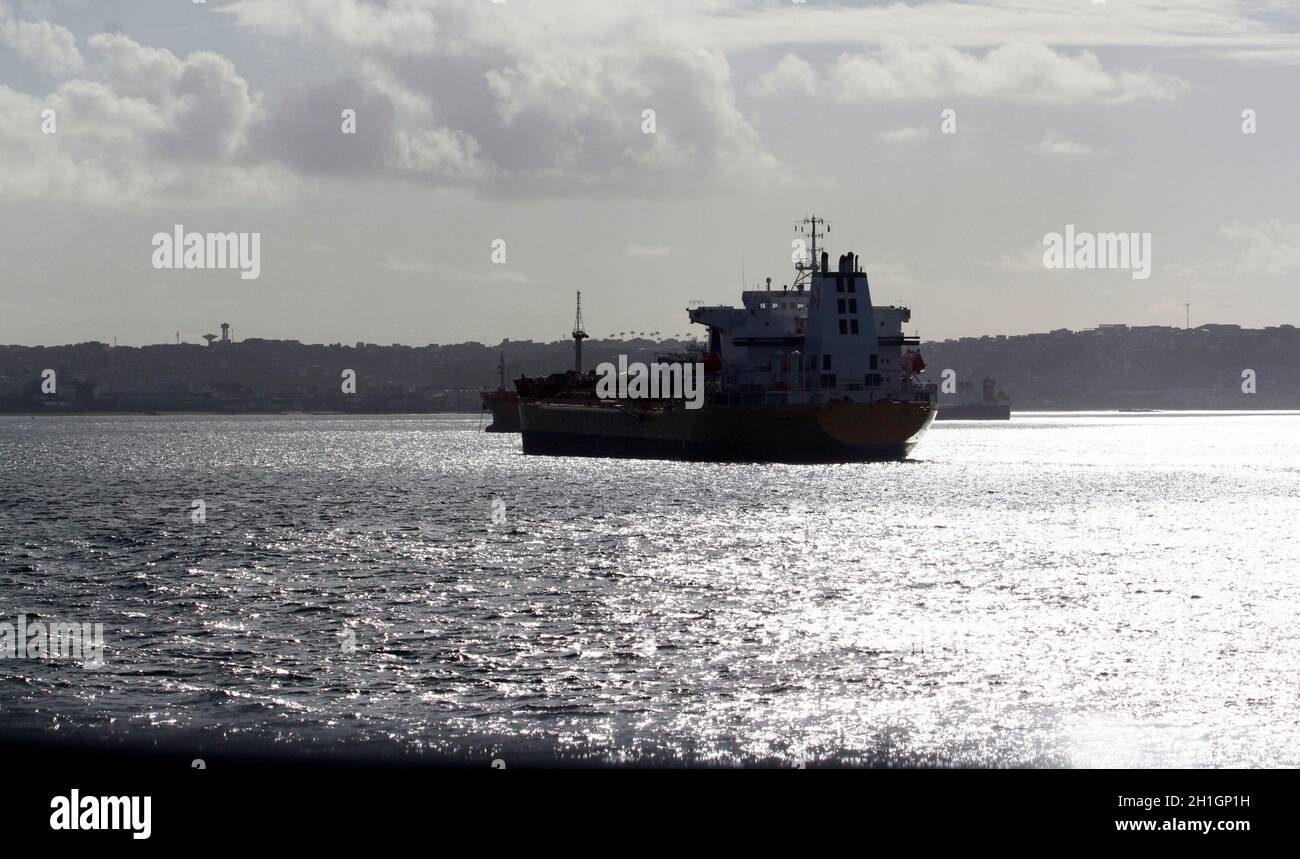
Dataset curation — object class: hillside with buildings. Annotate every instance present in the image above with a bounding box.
[924,323,1300,410]
[2,323,1297,413]
[0,330,684,414]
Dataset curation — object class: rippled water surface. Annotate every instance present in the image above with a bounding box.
[2,412,1299,767]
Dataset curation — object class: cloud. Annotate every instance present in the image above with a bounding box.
[877,126,931,143]
[381,254,435,274]
[751,53,816,97]
[223,0,778,196]
[221,0,440,55]
[0,31,294,207]
[1028,131,1096,156]
[705,0,1300,64]
[389,128,489,181]
[252,78,396,176]
[89,32,260,161]
[828,43,1186,105]
[1,2,780,207]
[0,12,83,75]
[381,255,534,284]
[997,248,1046,273]
[1219,220,1300,276]
[0,0,1275,209]
[864,260,915,286]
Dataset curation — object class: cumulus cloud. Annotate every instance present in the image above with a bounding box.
[221,0,440,56]
[0,0,1251,209]
[0,13,83,75]
[0,31,294,207]
[828,43,1186,105]
[219,0,778,195]
[389,128,489,181]
[751,53,817,97]
[0,1,781,206]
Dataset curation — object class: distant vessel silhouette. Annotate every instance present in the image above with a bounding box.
[936,376,1011,420]
[480,351,521,432]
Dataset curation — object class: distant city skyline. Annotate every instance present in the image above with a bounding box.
[11,314,1291,351]
[3,0,1299,347]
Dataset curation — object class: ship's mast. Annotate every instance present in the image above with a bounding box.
[572,291,589,373]
[497,350,506,390]
[794,214,829,290]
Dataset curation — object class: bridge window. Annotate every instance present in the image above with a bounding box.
[850,319,859,334]
[869,353,878,370]
[822,354,832,370]
[838,319,848,335]
[848,299,858,314]
[837,298,846,314]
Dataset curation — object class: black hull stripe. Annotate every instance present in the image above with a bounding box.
[521,430,915,463]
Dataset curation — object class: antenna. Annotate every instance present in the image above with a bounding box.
[572,291,589,373]
[793,214,829,290]
[1185,303,1190,329]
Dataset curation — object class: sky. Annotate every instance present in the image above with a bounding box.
[1,0,1298,347]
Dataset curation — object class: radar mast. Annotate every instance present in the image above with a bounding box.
[572,291,589,373]
[794,214,829,290]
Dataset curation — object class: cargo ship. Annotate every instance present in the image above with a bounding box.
[936,377,1011,421]
[480,352,521,432]
[516,216,937,462]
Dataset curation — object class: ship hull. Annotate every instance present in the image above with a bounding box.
[480,390,521,432]
[519,399,935,463]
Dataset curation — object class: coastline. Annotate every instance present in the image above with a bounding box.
[4,408,1300,418]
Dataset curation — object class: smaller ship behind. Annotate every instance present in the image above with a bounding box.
[480,351,521,432]
[936,376,1011,420]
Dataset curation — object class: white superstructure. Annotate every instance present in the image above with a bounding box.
[688,215,930,404]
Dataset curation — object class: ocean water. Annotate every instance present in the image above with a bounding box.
[1,412,1298,767]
